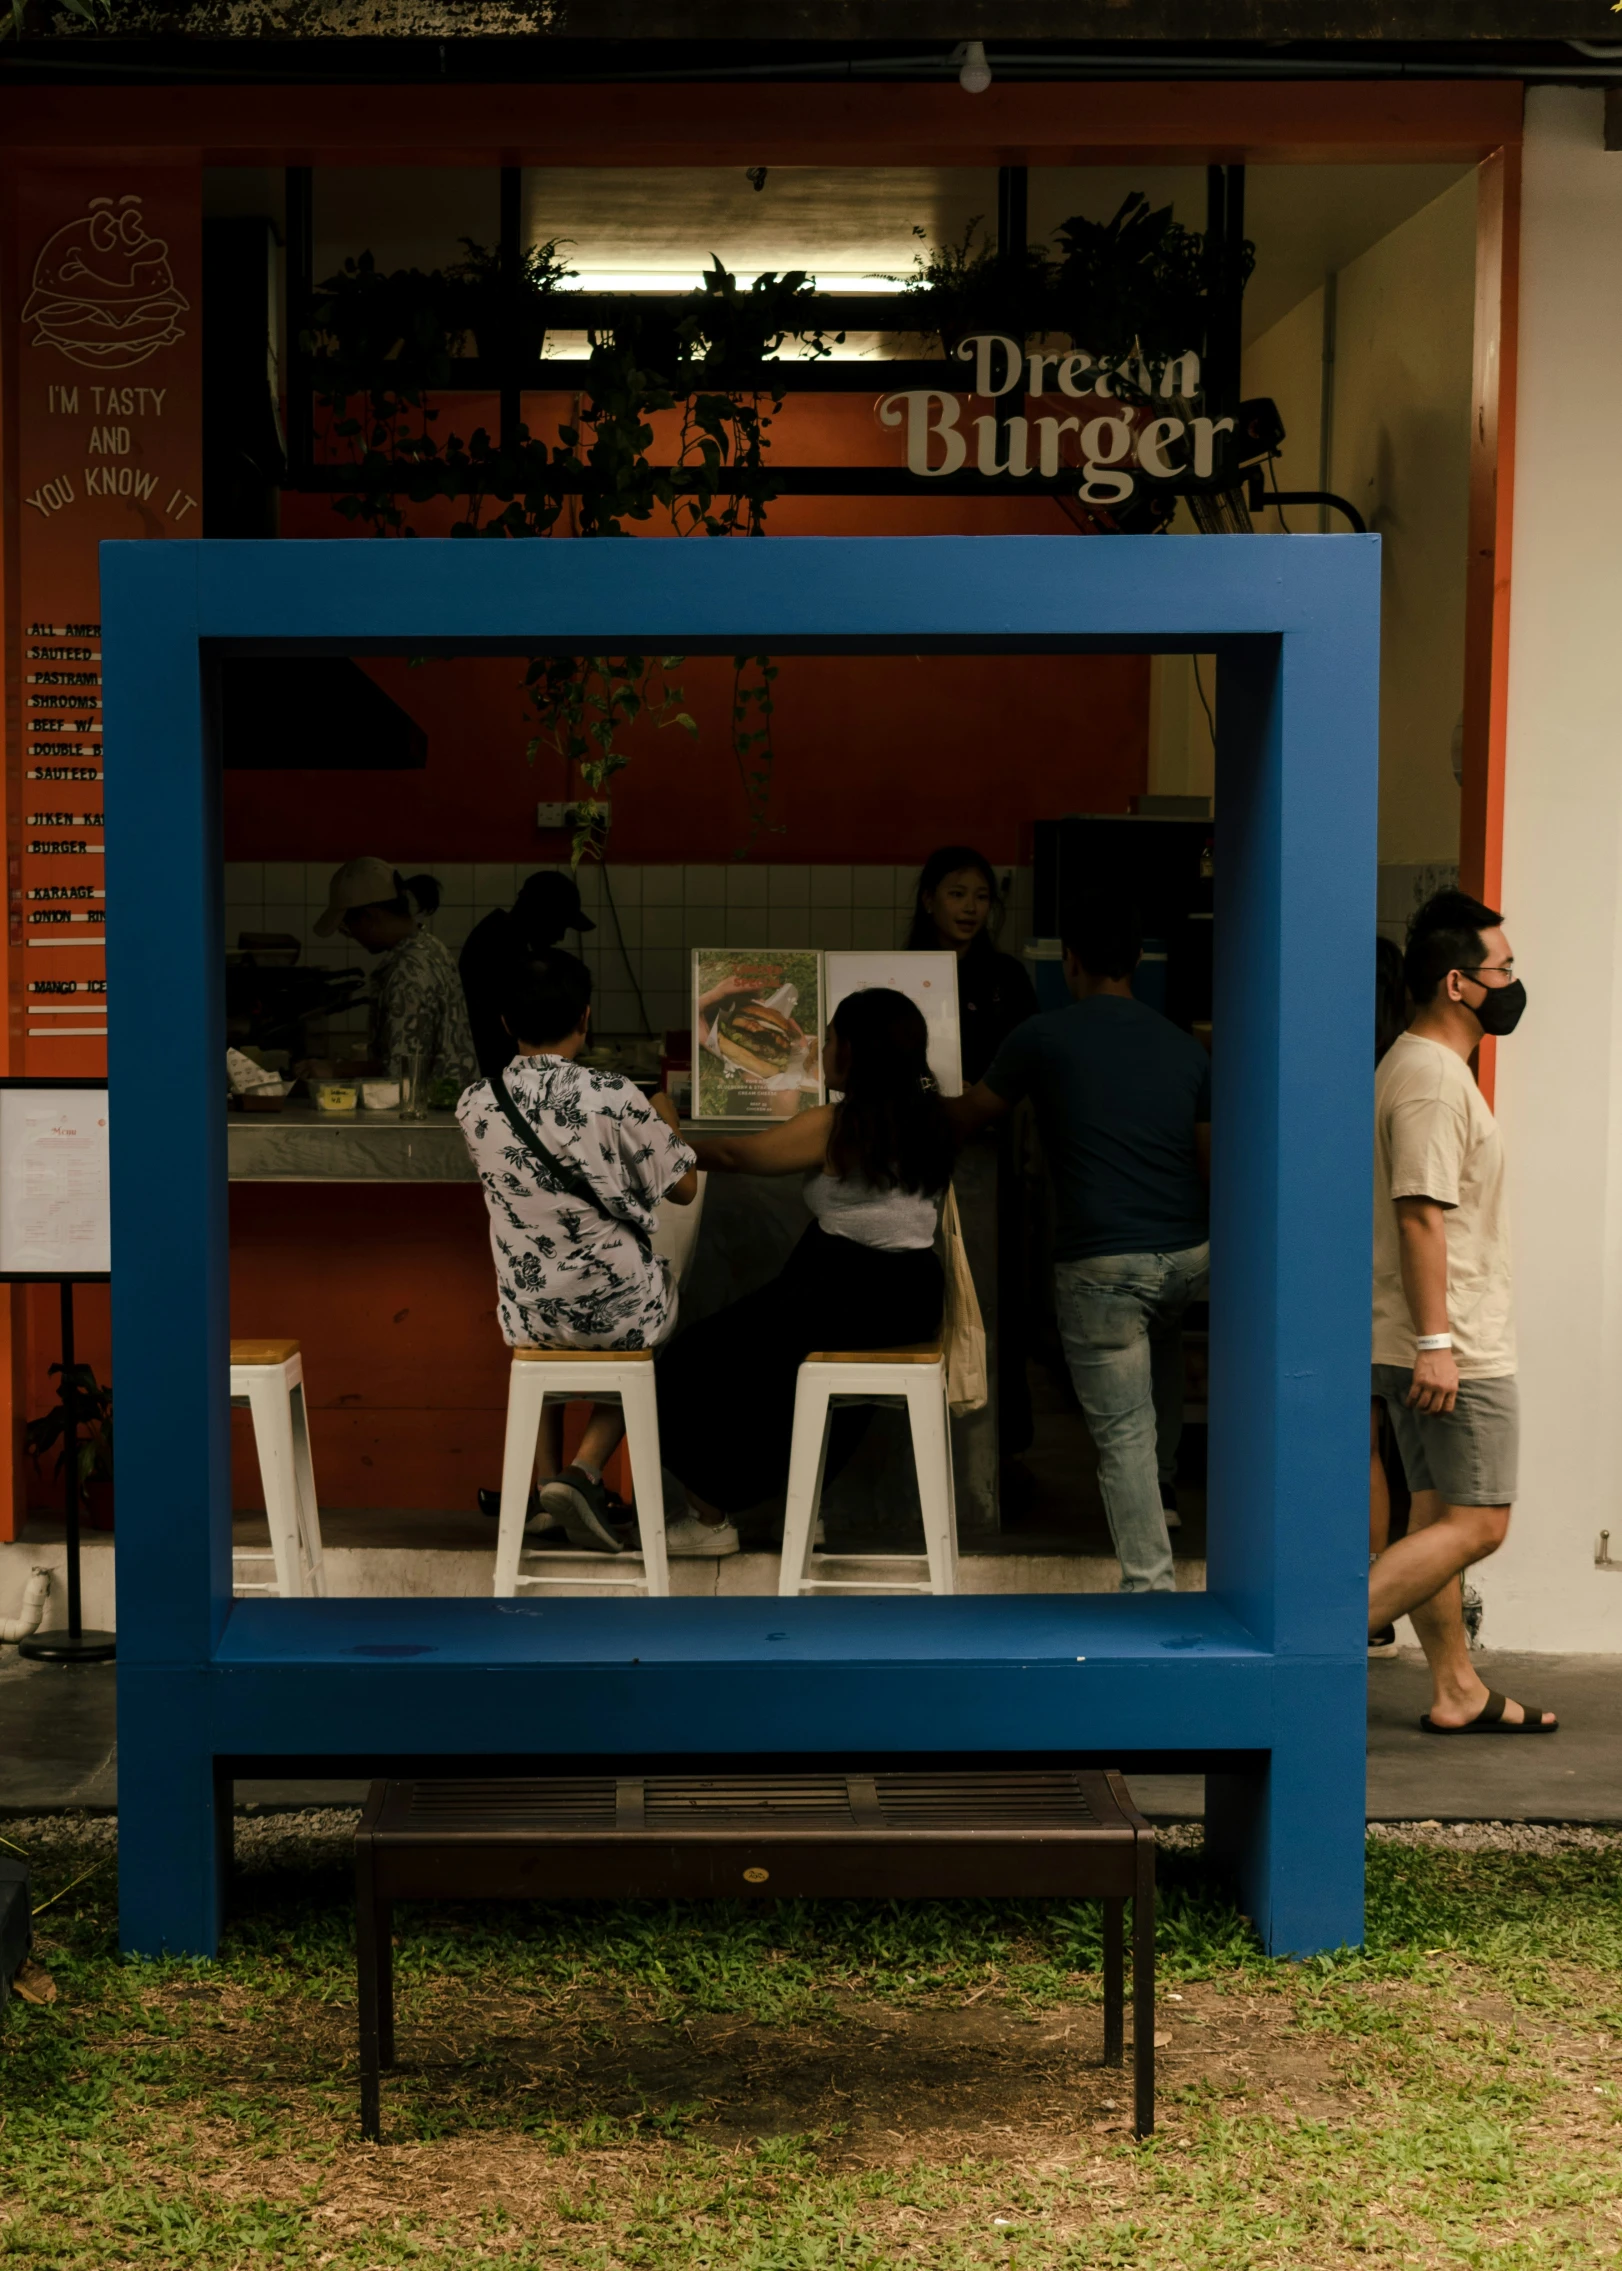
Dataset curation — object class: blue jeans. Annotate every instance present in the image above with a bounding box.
[1054,1243,1210,1593]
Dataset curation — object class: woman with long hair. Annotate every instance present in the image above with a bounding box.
[655,987,952,1552]
[906,844,1037,1085]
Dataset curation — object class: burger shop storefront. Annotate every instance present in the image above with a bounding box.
[1,69,1582,1956]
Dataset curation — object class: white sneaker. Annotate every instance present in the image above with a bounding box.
[664,1514,741,1557]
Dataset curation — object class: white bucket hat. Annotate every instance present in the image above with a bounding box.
[313,856,404,938]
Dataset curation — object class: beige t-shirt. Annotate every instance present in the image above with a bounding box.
[1372,1032,1514,1378]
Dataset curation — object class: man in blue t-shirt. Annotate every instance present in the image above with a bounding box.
[951,900,1211,1590]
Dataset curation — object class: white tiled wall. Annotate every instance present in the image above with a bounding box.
[1376,861,1460,949]
[224,861,1035,1042]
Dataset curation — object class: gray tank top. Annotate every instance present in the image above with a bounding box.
[804,1168,941,1254]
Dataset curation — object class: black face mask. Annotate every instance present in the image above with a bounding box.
[1465,975,1527,1037]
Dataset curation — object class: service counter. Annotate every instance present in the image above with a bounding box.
[226,1107,1000,1538]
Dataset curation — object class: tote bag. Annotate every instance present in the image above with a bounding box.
[939,1182,989,1417]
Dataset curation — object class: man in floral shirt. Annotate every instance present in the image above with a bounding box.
[458,948,701,1553]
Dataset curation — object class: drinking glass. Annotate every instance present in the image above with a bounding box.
[398,1051,427,1121]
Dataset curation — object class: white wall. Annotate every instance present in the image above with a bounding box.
[1486,87,1622,1652]
[1243,177,1476,870]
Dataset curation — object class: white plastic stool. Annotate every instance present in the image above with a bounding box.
[230,1338,327,1598]
[778,1343,958,1597]
[493,1349,669,1597]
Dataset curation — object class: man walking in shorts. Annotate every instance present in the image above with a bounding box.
[1368,890,1556,1734]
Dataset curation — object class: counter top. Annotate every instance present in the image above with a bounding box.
[229,1104,474,1182]
[227,1104,781,1182]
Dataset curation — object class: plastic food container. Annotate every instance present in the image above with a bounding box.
[361,1080,401,1110]
[312,1080,359,1114]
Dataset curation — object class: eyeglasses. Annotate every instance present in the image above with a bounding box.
[1459,962,1515,987]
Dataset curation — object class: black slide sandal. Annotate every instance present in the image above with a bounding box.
[1420,1689,1558,1735]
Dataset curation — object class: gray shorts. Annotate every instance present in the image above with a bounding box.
[1371,1364,1519,1506]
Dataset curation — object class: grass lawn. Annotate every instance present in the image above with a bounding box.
[3,1812,1622,2268]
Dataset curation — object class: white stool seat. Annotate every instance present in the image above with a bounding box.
[229,1337,327,1599]
[493,1348,669,1598]
[778,1343,958,1597]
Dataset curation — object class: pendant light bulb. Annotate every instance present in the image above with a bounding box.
[958,39,992,93]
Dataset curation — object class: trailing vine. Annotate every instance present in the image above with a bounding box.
[306,195,1250,848]
[308,247,830,861]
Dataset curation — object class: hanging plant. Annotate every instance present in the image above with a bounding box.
[896,192,1252,403]
[890,217,1055,359]
[309,249,831,861]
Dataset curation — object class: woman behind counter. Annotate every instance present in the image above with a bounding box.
[657,987,951,1548]
[313,856,477,1092]
[906,845,1037,1083]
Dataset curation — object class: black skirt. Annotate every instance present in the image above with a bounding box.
[657,1223,945,1516]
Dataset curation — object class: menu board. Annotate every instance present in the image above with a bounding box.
[0,1086,110,1277]
[692,948,825,1120]
[824,949,963,1098]
[9,172,203,1076]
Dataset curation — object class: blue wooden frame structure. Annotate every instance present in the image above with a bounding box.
[102,532,1379,1960]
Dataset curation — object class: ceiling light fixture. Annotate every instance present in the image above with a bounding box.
[955,40,993,94]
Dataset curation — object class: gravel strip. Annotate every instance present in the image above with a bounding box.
[6,1810,1621,1875]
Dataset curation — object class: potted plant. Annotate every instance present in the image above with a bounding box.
[24,1364,113,1532]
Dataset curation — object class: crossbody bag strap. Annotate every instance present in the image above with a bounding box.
[491,1072,653,1258]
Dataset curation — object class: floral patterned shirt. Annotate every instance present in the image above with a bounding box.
[369,928,478,1091]
[457,1053,696,1350]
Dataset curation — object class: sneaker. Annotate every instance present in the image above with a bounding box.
[1160,1480,1182,1532]
[534,1466,626,1554]
[1367,1626,1399,1658]
[480,1484,540,1522]
[664,1513,741,1557]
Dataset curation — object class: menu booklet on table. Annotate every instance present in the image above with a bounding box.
[692,948,826,1120]
[690,948,964,1119]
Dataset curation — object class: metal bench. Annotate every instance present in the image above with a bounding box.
[355,1767,1157,2142]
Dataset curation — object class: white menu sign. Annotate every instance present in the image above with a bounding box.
[0,1087,109,1274]
[824,950,964,1098]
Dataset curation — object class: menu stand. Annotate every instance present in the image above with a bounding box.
[0,1077,114,1666]
[18,1279,115,1665]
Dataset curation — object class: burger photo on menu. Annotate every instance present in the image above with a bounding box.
[693,949,824,1121]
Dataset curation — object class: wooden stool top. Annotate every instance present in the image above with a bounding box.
[229,1338,300,1367]
[806,1342,943,1366]
[512,1346,655,1364]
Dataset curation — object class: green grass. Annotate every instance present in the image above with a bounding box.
[3,1824,1622,2268]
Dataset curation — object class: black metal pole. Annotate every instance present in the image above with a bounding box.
[62,1280,80,1640]
[18,1278,115,1664]
[285,167,314,488]
[499,164,522,455]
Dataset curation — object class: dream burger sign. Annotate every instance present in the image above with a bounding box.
[879,335,1233,503]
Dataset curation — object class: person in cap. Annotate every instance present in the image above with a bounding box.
[314,857,477,1092]
[459,870,597,1081]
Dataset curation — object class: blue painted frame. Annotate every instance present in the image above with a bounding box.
[102,533,1379,1960]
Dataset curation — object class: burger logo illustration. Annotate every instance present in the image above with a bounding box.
[24,193,189,370]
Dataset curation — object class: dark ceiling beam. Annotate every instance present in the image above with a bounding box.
[11,2,1622,39]
[0,76,1525,163]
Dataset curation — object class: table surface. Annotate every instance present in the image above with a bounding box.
[227,1104,763,1181]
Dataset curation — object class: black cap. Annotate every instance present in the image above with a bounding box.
[515,869,596,943]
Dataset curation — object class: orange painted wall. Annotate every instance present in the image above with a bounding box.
[225,390,1149,869]
[5,169,202,1537]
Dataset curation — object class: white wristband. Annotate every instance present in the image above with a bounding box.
[1414,1333,1453,1352]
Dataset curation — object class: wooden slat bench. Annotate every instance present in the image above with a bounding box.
[355,1767,1157,2141]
